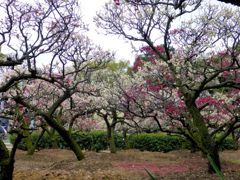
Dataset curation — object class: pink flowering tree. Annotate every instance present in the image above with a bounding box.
[96,1,240,173]
[0,0,112,179]
[1,39,112,179]
[0,0,83,178]
[6,34,112,155]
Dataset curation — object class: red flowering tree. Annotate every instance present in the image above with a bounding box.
[124,44,240,145]
[96,1,240,174]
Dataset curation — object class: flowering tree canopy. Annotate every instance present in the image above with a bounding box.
[0,0,87,178]
[0,1,114,179]
[97,1,240,173]
[3,34,113,158]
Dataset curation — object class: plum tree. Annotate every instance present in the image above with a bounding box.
[96,1,240,174]
[90,61,131,153]
[0,0,112,179]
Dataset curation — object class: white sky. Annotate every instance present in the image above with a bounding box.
[79,0,228,65]
[80,0,136,64]
[1,0,233,66]
[0,0,136,66]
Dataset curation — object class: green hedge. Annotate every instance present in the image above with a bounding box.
[10,131,238,152]
[10,131,126,152]
[220,138,239,150]
[10,132,58,150]
[128,133,187,152]
[59,131,110,152]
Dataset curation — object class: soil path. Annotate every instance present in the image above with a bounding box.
[13,149,240,180]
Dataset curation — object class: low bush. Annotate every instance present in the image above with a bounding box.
[128,133,189,152]
[10,132,58,150]
[219,138,239,150]
[10,131,238,152]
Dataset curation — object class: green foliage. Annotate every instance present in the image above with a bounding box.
[10,132,55,150]
[128,133,186,152]
[10,131,124,152]
[219,138,239,150]
[62,131,126,151]
[106,60,130,73]
[10,131,238,152]
[49,131,109,152]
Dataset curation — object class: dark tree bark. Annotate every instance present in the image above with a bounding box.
[122,128,128,148]
[103,114,117,154]
[106,125,117,153]
[217,0,240,6]
[207,147,221,173]
[124,0,240,7]
[0,140,10,180]
[0,134,23,180]
[42,114,84,160]
[184,97,222,173]
[14,89,85,160]
[28,129,46,155]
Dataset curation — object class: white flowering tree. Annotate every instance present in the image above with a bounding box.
[89,61,131,153]
[113,0,240,7]
[96,1,240,174]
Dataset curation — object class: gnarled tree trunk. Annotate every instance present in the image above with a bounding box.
[43,114,84,160]
[0,134,23,180]
[207,146,221,173]
[27,129,46,155]
[185,96,222,173]
[0,140,11,180]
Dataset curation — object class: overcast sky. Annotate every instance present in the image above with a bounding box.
[80,0,136,64]
[2,0,230,66]
[79,0,228,65]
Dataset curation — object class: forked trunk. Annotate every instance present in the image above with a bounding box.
[44,115,84,160]
[184,96,222,175]
[28,129,46,155]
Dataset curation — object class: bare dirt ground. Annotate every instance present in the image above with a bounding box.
[13,149,240,180]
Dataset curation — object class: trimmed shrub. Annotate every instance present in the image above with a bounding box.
[128,133,186,152]
[10,132,58,150]
[219,138,239,150]
[10,131,238,152]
